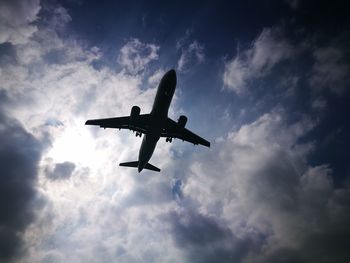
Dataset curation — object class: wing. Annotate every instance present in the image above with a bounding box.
[161,118,210,147]
[85,114,150,134]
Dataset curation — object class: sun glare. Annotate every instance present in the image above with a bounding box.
[47,122,98,167]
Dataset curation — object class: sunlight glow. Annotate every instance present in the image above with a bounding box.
[47,123,98,167]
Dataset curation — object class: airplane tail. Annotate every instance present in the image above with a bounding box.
[119,161,160,172]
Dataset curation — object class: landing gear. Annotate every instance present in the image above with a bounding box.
[166,137,172,143]
[135,132,142,137]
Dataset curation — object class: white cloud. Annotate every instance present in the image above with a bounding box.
[0,4,178,262]
[148,68,166,86]
[0,0,40,45]
[117,38,159,75]
[222,58,249,94]
[223,28,293,94]
[177,40,205,72]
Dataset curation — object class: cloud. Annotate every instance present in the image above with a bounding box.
[1,2,348,263]
[169,210,254,263]
[0,109,46,262]
[277,75,299,97]
[117,38,159,75]
[173,111,350,262]
[45,161,76,180]
[177,40,205,72]
[0,0,40,45]
[148,68,165,86]
[223,28,293,94]
[285,0,299,9]
[310,46,349,95]
[311,97,327,110]
[0,4,178,262]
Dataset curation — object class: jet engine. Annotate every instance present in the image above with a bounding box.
[130,106,140,123]
[177,115,187,128]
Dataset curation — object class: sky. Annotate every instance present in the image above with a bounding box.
[0,0,349,262]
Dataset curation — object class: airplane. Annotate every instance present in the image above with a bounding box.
[85,69,210,172]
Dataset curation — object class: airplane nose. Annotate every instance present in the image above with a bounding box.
[167,69,176,78]
[165,69,176,84]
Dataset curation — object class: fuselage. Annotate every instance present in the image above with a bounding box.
[138,69,177,172]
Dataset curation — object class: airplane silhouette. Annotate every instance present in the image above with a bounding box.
[85,69,210,172]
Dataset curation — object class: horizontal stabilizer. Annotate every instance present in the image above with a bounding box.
[144,163,161,172]
[119,161,160,172]
[119,161,138,168]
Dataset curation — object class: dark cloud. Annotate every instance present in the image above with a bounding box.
[169,211,255,263]
[261,247,303,263]
[45,161,76,180]
[310,45,349,95]
[168,112,350,263]
[0,110,45,261]
[171,179,183,200]
[0,43,16,66]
